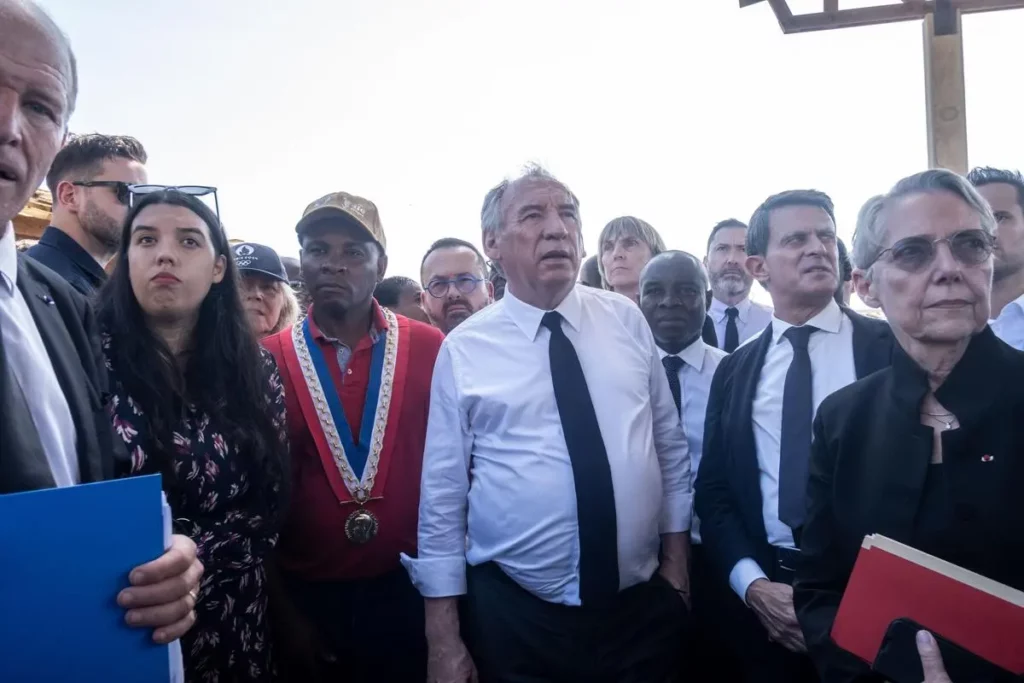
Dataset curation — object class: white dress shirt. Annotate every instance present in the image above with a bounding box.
[991,292,1024,351]
[403,285,692,606]
[709,295,774,351]
[658,338,726,544]
[0,223,79,487]
[729,298,856,600]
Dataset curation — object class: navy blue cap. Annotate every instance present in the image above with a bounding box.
[232,243,289,284]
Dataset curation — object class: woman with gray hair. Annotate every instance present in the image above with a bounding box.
[233,242,300,338]
[598,216,667,302]
[794,169,1024,683]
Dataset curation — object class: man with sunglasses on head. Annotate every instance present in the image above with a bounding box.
[695,190,893,683]
[26,133,147,296]
[420,237,494,335]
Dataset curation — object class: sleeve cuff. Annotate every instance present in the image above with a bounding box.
[400,553,468,598]
[729,557,767,604]
[659,490,693,535]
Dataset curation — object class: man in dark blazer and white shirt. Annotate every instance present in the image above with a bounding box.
[695,190,893,683]
[0,0,201,646]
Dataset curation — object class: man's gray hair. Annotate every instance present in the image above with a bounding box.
[851,169,997,272]
[1,0,78,121]
[480,163,580,237]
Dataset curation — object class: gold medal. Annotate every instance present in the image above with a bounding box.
[345,507,379,544]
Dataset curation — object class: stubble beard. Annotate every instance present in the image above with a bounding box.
[80,201,122,254]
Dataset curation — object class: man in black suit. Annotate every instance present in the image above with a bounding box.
[1,0,201,645]
[695,190,892,683]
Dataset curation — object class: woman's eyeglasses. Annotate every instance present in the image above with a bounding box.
[426,276,486,299]
[874,229,994,273]
[128,185,220,219]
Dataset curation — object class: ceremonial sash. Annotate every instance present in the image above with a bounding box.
[283,308,400,504]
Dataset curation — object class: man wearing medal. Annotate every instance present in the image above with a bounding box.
[263,191,444,682]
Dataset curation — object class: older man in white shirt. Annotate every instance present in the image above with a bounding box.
[403,165,692,683]
[704,219,774,352]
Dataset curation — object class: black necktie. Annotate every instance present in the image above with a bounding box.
[724,307,740,353]
[662,355,684,417]
[541,311,619,604]
[778,325,817,532]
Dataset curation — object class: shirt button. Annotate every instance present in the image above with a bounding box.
[347,369,353,375]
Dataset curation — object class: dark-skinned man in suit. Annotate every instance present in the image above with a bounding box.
[0,0,201,646]
[695,190,893,683]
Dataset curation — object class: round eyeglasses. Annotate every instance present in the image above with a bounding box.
[426,276,485,299]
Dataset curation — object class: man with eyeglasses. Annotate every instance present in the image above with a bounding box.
[420,237,494,335]
[26,133,147,296]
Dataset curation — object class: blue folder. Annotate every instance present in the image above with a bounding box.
[0,475,172,683]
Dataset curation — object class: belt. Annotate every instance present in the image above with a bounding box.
[766,546,801,585]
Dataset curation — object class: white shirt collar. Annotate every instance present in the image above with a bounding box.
[0,222,18,295]
[657,337,707,372]
[770,297,843,344]
[710,295,751,323]
[503,284,583,341]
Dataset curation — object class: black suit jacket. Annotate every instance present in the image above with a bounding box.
[794,327,1024,683]
[694,307,893,588]
[0,255,125,493]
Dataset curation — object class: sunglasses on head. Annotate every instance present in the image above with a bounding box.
[873,229,994,273]
[128,185,220,220]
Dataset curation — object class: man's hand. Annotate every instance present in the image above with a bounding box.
[117,534,204,644]
[426,597,478,683]
[745,579,806,653]
[427,634,478,683]
[917,631,953,683]
[658,532,692,608]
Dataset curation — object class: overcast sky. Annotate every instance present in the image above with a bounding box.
[40,0,1024,300]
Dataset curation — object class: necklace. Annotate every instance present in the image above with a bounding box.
[922,411,956,430]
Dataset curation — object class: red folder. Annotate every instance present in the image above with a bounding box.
[831,534,1024,674]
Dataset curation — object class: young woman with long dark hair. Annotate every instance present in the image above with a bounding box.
[97,189,288,681]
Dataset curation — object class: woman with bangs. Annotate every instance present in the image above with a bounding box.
[598,216,667,303]
[97,188,289,681]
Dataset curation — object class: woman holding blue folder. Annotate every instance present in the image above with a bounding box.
[97,187,289,681]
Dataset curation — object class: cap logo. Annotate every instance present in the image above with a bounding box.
[341,198,367,218]
[234,244,255,257]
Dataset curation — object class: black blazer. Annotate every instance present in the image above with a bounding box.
[793,327,1024,683]
[694,308,893,586]
[0,255,126,493]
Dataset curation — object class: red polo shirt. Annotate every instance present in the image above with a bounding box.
[264,302,444,581]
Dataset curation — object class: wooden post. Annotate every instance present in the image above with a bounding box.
[923,11,968,173]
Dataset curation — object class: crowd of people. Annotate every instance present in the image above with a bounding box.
[2,1,1023,683]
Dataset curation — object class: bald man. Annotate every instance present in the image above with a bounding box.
[0,0,201,650]
[639,251,739,680]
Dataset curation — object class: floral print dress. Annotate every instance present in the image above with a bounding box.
[103,336,288,683]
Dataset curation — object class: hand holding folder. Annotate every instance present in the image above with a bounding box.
[0,475,186,682]
[831,534,1024,683]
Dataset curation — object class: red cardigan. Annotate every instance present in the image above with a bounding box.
[263,304,443,581]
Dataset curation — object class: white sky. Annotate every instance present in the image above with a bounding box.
[40,0,1024,300]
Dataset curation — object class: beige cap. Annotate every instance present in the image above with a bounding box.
[295,191,386,251]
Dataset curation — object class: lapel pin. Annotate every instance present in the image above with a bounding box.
[37,293,54,305]
[981,454,994,463]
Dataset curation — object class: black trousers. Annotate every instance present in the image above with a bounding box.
[462,562,688,683]
[715,548,819,683]
[283,568,427,683]
[689,545,744,683]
